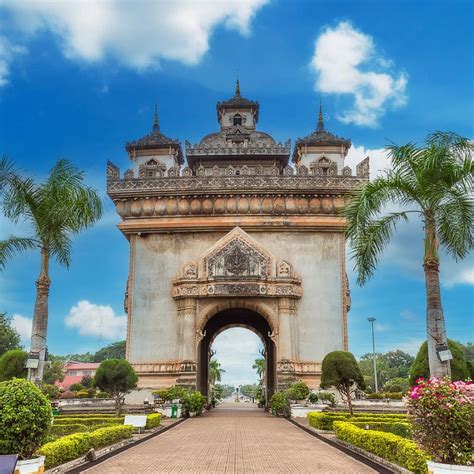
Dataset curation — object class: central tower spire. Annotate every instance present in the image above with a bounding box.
[317,100,324,132]
[235,78,241,98]
[153,104,160,132]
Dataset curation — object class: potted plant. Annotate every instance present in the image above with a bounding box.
[269,390,290,417]
[287,381,310,404]
[407,378,474,473]
[182,391,206,417]
[0,378,52,473]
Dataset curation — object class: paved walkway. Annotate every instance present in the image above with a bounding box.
[83,403,376,473]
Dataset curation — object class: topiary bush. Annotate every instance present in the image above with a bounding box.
[0,378,53,459]
[0,349,28,381]
[307,392,319,403]
[333,421,428,473]
[69,383,84,392]
[409,340,470,385]
[287,381,310,401]
[307,411,408,431]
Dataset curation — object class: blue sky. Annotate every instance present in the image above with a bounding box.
[0,0,472,385]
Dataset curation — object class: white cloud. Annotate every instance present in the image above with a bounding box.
[345,143,390,179]
[65,300,126,339]
[310,21,407,127]
[1,0,268,69]
[0,35,26,87]
[211,328,263,386]
[11,313,32,346]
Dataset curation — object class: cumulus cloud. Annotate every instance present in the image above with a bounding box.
[310,21,408,127]
[345,144,473,287]
[0,35,26,86]
[211,328,263,386]
[1,0,268,68]
[65,300,126,339]
[10,313,32,346]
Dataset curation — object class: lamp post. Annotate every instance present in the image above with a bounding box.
[368,317,378,393]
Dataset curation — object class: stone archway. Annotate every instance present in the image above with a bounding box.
[197,307,277,401]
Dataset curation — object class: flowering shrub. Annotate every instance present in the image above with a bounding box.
[407,378,474,465]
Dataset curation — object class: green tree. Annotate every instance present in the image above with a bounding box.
[0,312,21,356]
[209,359,224,385]
[240,384,258,398]
[344,132,473,379]
[93,340,126,362]
[382,377,410,393]
[320,351,365,415]
[359,353,392,392]
[0,349,28,381]
[42,360,64,385]
[40,383,61,400]
[384,350,414,378]
[409,340,470,385]
[215,383,234,399]
[252,358,265,381]
[0,159,103,383]
[93,359,138,414]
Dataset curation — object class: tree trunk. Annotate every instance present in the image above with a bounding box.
[423,215,450,379]
[28,248,51,384]
[343,385,353,416]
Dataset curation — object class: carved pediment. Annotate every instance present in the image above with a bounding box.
[172,227,301,299]
[207,237,269,280]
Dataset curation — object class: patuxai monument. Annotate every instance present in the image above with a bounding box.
[106,81,370,401]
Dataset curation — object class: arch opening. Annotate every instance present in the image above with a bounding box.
[197,308,276,404]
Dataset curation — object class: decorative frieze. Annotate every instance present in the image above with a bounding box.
[132,361,197,374]
[113,193,347,218]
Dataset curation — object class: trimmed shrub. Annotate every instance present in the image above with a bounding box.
[307,392,319,403]
[365,392,404,400]
[69,383,84,392]
[38,425,133,468]
[145,413,161,429]
[307,412,407,431]
[53,416,123,426]
[0,378,53,459]
[96,391,110,399]
[333,421,428,473]
[61,390,74,399]
[153,385,187,402]
[409,340,470,385]
[89,425,133,450]
[55,414,118,419]
[50,423,89,437]
[287,381,310,401]
[0,350,28,381]
[347,421,412,439]
[38,432,90,469]
[41,383,61,400]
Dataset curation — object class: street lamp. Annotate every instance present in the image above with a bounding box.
[368,317,378,393]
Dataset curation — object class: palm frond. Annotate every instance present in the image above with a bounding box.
[350,212,410,285]
[0,236,38,270]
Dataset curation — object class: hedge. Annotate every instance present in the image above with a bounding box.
[145,414,161,429]
[53,417,124,426]
[347,421,412,439]
[54,414,120,419]
[307,412,407,430]
[333,421,428,473]
[365,392,404,400]
[50,423,89,437]
[38,425,133,468]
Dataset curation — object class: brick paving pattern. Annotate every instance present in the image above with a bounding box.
[83,403,376,473]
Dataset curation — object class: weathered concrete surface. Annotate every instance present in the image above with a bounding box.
[83,403,375,474]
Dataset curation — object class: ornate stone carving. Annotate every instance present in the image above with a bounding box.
[124,169,134,180]
[212,165,220,176]
[172,227,302,300]
[226,165,235,176]
[277,260,292,278]
[310,157,337,176]
[297,165,308,176]
[182,166,192,177]
[342,165,352,176]
[206,236,269,279]
[283,165,293,176]
[196,165,206,177]
[107,161,120,180]
[139,158,167,178]
[167,166,180,177]
[356,156,370,177]
[241,164,250,175]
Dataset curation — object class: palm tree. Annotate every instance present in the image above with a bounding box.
[252,358,265,382]
[209,359,225,388]
[344,132,473,379]
[0,159,103,382]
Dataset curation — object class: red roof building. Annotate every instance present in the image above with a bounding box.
[55,362,100,391]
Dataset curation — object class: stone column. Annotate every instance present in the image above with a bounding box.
[177,298,197,362]
[278,298,297,360]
